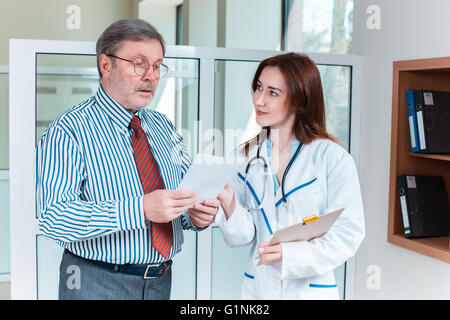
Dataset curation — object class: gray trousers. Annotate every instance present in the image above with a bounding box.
[58,250,172,300]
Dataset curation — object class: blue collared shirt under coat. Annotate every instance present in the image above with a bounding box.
[266,139,301,195]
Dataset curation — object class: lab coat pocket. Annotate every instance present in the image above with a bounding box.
[241,259,257,299]
[241,276,255,300]
[278,177,321,204]
[305,272,340,300]
[307,283,340,300]
[282,179,324,223]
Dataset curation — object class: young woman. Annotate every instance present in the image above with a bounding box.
[216,53,365,300]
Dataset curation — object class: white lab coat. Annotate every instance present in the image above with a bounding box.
[215,138,365,300]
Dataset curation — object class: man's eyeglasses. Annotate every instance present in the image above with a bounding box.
[107,54,169,79]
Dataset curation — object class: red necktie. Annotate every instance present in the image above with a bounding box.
[129,115,173,259]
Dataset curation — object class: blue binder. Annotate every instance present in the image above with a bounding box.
[405,90,420,153]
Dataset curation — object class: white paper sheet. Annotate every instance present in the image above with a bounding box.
[177,154,243,203]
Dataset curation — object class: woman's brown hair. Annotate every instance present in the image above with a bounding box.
[242,52,339,156]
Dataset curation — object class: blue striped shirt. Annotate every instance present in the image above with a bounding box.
[36,85,197,264]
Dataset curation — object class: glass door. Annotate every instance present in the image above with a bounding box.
[19,47,200,300]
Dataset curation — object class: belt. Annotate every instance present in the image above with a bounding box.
[64,249,172,279]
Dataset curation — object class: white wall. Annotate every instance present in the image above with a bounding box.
[139,0,180,45]
[0,0,139,64]
[221,0,281,149]
[225,0,281,50]
[185,0,217,47]
[352,0,450,299]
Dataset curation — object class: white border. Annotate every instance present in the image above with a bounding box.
[9,39,361,300]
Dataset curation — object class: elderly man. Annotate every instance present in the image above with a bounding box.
[36,18,219,300]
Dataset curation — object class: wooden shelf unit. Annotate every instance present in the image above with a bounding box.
[388,57,450,264]
[408,153,450,161]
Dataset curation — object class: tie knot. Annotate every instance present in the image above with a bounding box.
[129,115,142,133]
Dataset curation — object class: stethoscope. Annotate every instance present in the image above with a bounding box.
[243,138,303,210]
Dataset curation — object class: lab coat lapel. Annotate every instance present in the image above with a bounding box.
[244,139,277,237]
[274,143,318,206]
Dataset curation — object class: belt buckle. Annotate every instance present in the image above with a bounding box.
[143,263,167,279]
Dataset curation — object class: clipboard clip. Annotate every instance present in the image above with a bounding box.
[303,214,318,225]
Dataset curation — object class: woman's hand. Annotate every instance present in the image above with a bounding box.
[188,199,220,229]
[258,242,282,265]
[217,181,236,220]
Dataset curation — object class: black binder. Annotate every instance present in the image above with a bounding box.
[398,175,450,238]
[413,90,450,154]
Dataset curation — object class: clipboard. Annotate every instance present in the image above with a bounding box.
[257,208,344,266]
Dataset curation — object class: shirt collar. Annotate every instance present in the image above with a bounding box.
[95,85,134,129]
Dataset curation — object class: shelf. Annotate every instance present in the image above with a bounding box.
[388,56,450,264]
[388,234,449,263]
[408,153,450,161]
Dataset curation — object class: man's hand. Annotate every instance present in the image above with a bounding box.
[258,242,282,265]
[143,189,197,223]
[188,199,221,229]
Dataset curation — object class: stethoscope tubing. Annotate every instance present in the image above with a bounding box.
[244,139,303,205]
[281,141,303,202]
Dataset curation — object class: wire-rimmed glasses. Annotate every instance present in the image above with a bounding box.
[107,54,169,79]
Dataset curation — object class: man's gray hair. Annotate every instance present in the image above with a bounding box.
[96,18,165,78]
